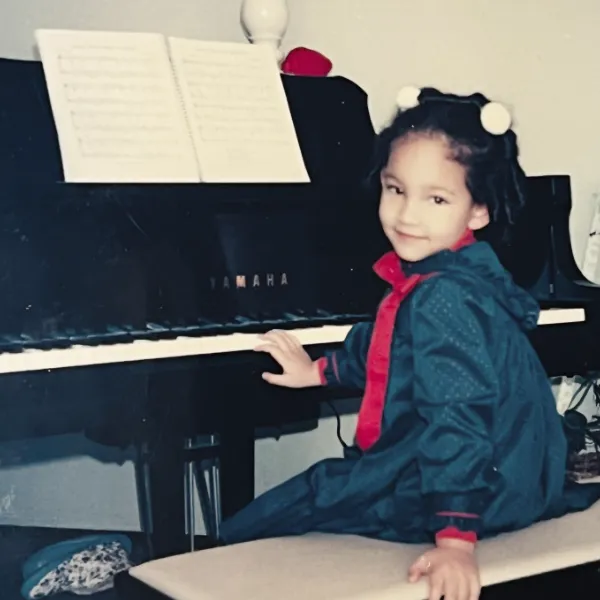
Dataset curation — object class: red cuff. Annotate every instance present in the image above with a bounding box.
[316,357,328,386]
[436,526,477,544]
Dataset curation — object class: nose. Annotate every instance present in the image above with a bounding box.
[395,196,420,226]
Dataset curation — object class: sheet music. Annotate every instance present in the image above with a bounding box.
[167,37,310,183]
[35,29,199,183]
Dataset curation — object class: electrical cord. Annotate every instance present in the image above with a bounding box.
[326,400,350,450]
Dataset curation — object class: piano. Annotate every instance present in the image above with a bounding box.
[0,57,599,559]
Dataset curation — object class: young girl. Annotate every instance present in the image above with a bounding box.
[218,87,600,600]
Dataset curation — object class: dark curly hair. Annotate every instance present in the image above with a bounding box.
[367,87,527,240]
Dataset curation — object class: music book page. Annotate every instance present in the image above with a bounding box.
[35,29,199,183]
[167,37,310,183]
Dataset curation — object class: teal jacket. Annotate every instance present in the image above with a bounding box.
[220,242,600,544]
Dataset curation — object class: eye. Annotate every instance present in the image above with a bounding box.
[431,196,448,205]
[385,184,403,195]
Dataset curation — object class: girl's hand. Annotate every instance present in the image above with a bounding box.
[408,540,480,600]
[254,330,321,388]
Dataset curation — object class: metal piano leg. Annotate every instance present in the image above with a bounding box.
[194,434,221,539]
[134,442,155,557]
[185,435,221,544]
[183,443,196,551]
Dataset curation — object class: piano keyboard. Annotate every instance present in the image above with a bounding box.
[0,308,585,375]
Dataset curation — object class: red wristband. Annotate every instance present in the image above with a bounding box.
[316,357,328,385]
[436,526,477,544]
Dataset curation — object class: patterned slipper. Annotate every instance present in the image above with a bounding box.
[22,534,132,582]
[21,536,132,598]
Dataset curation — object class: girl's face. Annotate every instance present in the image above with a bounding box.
[379,133,489,262]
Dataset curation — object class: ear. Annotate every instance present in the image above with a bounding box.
[468,204,490,231]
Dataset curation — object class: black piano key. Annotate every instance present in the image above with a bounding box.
[0,308,381,355]
[0,341,25,353]
[23,339,60,351]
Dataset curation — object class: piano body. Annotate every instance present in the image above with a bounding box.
[0,57,599,559]
[0,57,388,557]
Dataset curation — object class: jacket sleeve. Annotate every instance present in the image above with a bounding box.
[409,276,501,540]
[316,321,373,390]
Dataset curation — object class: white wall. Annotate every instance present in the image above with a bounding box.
[0,0,599,531]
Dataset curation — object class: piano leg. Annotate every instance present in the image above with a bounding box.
[219,412,256,520]
[143,372,188,559]
[140,364,257,557]
[145,431,187,558]
[133,442,153,552]
[202,372,258,523]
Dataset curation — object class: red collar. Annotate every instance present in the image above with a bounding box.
[373,230,476,290]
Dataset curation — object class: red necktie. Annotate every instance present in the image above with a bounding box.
[355,231,476,450]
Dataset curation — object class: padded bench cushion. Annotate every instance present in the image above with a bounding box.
[130,501,600,600]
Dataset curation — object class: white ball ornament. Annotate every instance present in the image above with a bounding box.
[480,102,512,135]
[396,86,421,110]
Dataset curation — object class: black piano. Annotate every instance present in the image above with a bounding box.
[1,57,600,563]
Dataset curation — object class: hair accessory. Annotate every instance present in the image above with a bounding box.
[480,101,512,135]
[396,85,421,110]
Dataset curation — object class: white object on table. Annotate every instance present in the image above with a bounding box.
[240,0,289,62]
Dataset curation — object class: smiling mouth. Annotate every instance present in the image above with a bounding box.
[395,231,426,240]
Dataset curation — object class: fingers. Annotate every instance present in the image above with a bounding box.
[255,345,293,387]
[410,556,480,600]
[429,572,479,600]
[261,371,289,386]
[255,330,306,369]
[258,330,301,352]
[254,343,287,366]
[407,566,420,583]
[408,554,429,583]
[454,575,466,600]
[458,569,480,600]
[428,574,444,600]
[254,329,312,389]
[454,577,465,600]
[469,573,481,600]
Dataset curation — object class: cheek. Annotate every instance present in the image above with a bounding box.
[420,206,457,235]
[436,207,473,236]
[378,200,387,223]
[378,197,394,224]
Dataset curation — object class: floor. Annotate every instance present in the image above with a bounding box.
[482,562,600,598]
[0,526,150,600]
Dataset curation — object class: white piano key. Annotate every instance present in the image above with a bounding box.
[536,307,585,326]
[0,307,585,375]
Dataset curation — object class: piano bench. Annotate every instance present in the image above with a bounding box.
[116,501,600,600]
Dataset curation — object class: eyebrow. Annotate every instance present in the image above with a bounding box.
[380,171,457,196]
[428,185,457,197]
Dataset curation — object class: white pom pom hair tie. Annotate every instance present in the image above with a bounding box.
[480,101,512,135]
[396,85,421,110]
[394,86,512,135]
